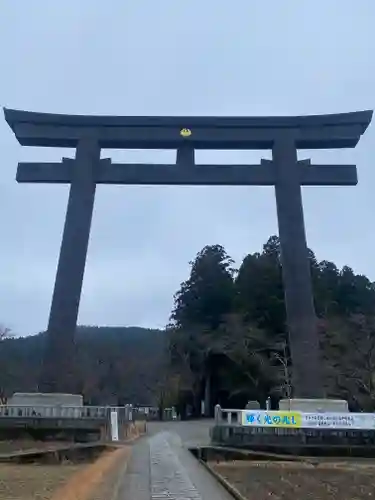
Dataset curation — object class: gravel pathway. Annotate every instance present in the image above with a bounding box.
[116,423,232,500]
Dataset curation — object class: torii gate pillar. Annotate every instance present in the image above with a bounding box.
[41,138,100,392]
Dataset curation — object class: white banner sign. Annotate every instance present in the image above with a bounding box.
[242,410,375,430]
[301,412,375,430]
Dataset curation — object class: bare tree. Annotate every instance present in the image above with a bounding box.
[0,324,11,341]
[271,340,292,399]
[320,315,375,410]
[344,315,375,410]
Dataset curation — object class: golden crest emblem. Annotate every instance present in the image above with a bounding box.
[180,128,192,137]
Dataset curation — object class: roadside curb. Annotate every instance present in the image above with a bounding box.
[199,459,248,500]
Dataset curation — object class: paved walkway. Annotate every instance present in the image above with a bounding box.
[115,421,232,500]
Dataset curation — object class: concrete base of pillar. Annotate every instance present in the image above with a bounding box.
[278,398,349,413]
[245,400,260,410]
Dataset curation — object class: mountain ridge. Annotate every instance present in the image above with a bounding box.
[0,325,166,405]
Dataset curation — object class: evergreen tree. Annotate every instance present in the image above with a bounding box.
[170,244,236,330]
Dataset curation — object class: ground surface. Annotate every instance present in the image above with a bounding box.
[213,460,375,499]
[0,463,83,500]
[147,419,213,447]
[139,420,375,500]
[115,420,232,500]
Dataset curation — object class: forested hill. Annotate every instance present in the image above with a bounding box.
[0,326,166,405]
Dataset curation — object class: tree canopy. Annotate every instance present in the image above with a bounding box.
[170,244,236,330]
[168,236,375,414]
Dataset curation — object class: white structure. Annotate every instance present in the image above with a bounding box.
[278,398,349,413]
[7,392,83,407]
[110,410,119,441]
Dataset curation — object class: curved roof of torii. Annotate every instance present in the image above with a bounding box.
[3,108,373,150]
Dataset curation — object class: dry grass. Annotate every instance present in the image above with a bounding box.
[122,421,146,441]
[0,423,143,500]
[0,463,83,500]
[89,447,132,500]
[0,446,131,500]
[50,447,129,500]
[212,460,375,500]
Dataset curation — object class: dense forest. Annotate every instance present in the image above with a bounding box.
[1,234,375,414]
[167,236,375,415]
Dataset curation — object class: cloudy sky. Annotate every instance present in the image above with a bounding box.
[0,1,374,336]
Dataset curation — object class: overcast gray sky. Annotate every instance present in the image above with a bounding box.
[0,1,374,336]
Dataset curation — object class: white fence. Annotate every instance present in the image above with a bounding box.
[0,404,135,421]
[0,404,144,442]
[0,404,175,422]
[214,405,375,430]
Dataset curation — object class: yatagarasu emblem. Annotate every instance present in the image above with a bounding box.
[180,128,192,137]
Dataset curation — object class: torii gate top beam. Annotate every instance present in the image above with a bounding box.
[4,108,372,150]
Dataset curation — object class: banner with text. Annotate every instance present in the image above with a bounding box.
[242,410,375,429]
[242,410,302,428]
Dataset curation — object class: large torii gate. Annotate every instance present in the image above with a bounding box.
[4,108,373,398]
